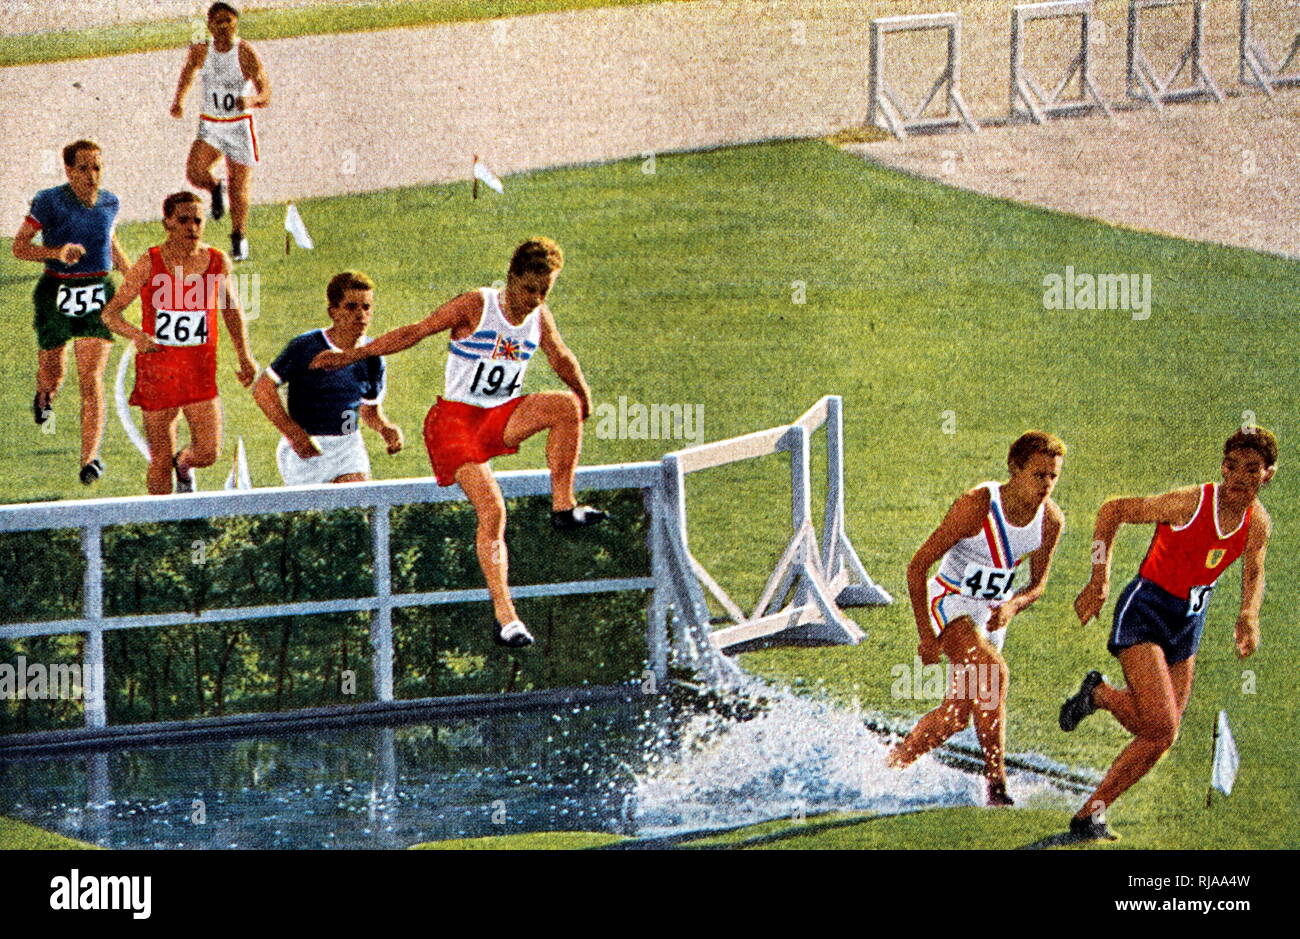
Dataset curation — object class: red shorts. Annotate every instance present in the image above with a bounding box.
[423,396,526,486]
[130,347,218,412]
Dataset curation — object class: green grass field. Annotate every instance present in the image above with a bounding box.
[2,140,1297,849]
[0,0,693,67]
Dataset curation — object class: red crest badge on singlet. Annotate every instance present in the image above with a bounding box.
[1205,548,1226,568]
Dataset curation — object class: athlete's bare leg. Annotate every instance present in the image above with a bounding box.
[332,473,368,484]
[455,461,517,625]
[185,139,223,193]
[73,337,111,466]
[1074,644,1187,821]
[888,617,1008,781]
[142,407,181,494]
[36,345,67,400]
[178,398,223,472]
[227,159,253,237]
[502,391,582,512]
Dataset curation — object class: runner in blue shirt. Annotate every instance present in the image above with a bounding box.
[252,271,402,484]
[11,140,131,485]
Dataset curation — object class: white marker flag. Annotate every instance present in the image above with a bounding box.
[473,159,505,194]
[224,436,252,490]
[285,203,314,250]
[1211,709,1239,796]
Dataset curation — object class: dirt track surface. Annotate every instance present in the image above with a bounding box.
[1,0,1298,257]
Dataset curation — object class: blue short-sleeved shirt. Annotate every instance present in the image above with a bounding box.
[27,185,120,276]
[267,329,386,437]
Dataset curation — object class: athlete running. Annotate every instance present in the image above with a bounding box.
[1059,427,1275,841]
[170,2,270,262]
[310,238,604,648]
[100,191,258,494]
[887,432,1066,806]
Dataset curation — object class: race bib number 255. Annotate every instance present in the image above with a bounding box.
[56,283,106,318]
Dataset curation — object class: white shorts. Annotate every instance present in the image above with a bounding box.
[276,433,370,486]
[197,114,260,166]
[927,577,1007,653]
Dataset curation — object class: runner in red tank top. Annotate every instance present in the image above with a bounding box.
[1057,428,1276,842]
[100,191,257,494]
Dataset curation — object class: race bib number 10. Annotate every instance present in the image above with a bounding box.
[153,309,210,347]
[56,283,107,318]
[961,562,1017,603]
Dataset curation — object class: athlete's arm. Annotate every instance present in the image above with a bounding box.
[110,233,131,275]
[11,218,84,266]
[906,489,989,663]
[217,253,258,386]
[989,500,1064,631]
[310,292,476,369]
[361,404,403,455]
[1074,486,1201,624]
[1235,506,1271,658]
[170,43,206,118]
[99,253,162,353]
[537,306,592,419]
[251,373,320,460]
[237,43,271,109]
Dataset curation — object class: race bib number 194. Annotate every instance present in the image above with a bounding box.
[153,309,209,347]
[961,562,1017,602]
[56,283,106,318]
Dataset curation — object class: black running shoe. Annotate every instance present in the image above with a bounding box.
[1069,814,1120,842]
[1059,670,1103,732]
[211,181,225,220]
[79,458,104,485]
[174,453,195,494]
[551,505,607,531]
[987,781,1015,807]
[492,620,534,649]
[33,392,52,425]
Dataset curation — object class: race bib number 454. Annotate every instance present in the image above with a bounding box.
[153,309,210,347]
[961,562,1017,603]
[56,283,106,318]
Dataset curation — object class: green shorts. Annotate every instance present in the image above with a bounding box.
[33,273,115,351]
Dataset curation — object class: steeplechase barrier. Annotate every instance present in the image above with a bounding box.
[1010,1,1112,123]
[1126,0,1223,108]
[1239,0,1300,96]
[868,12,979,138]
[0,395,891,738]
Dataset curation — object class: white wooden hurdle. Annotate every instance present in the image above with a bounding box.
[1126,0,1224,109]
[1239,0,1300,96]
[869,12,979,138]
[1010,1,1112,122]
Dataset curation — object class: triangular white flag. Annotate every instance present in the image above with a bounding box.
[1211,709,1239,796]
[224,436,253,490]
[473,159,505,194]
[285,203,314,250]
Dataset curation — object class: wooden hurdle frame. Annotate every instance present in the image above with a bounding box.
[1010,1,1112,122]
[869,12,979,138]
[1239,0,1300,96]
[1126,0,1224,109]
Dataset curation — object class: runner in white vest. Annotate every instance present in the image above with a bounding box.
[170,2,270,262]
[310,238,605,650]
[887,432,1067,806]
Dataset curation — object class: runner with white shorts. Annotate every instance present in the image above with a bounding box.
[170,3,269,262]
[887,432,1066,806]
[253,272,402,486]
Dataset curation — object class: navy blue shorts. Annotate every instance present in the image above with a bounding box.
[1107,577,1209,666]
